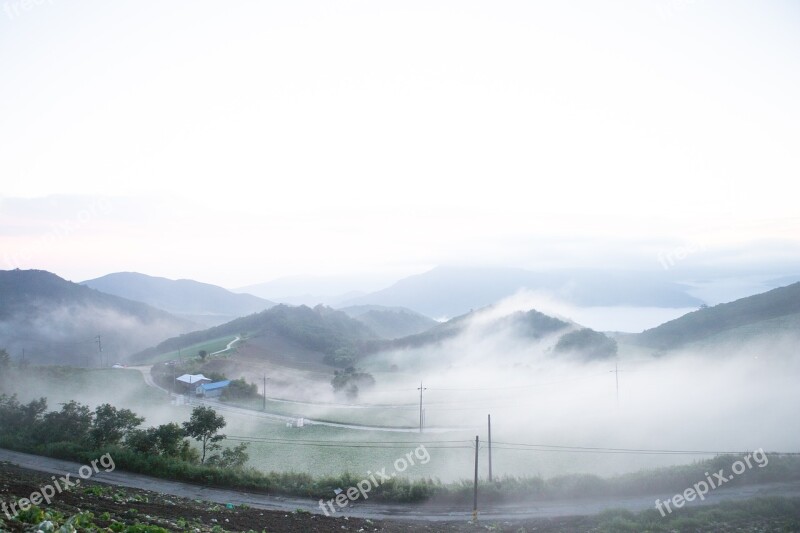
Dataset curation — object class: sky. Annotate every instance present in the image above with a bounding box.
[1,0,799,289]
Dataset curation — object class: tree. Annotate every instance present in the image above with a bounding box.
[0,394,47,435]
[90,404,144,447]
[0,348,10,369]
[553,328,618,360]
[220,378,258,401]
[182,406,226,464]
[207,442,250,469]
[126,427,158,455]
[41,401,94,443]
[207,372,227,382]
[126,422,186,458]
[198,350,208,361]
[154,422,186,457]
[323,347,357,368]
[332,367,376,400]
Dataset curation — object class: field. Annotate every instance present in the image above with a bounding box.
[141,335,241,364]
[3,367,166,412]
[3,364,784,483]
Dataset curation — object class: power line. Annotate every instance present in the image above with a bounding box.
[489,441,800,456]
[226,435,470,445]
[225,438,472,449]
[223,434,800,456]
[420,372,612,391]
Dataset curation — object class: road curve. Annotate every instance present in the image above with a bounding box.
[187,396,465,433]
[2,448,800,522]
[128,365,466,433]
[211,336,241,355]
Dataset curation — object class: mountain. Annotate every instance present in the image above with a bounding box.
[0,269,197,365]
[338,305,438,339]
[132,304,377,364]
[82,272,275,326]
[341,266,704,318]
[365,306,617,361]
[632,282,800,351]
[236,273,395,307]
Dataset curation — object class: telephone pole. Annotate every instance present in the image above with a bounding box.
[473,435,479,521]
[611,361,620,405]
[417,381,427,433]
[488,414,493,482]
[95,335,103,367]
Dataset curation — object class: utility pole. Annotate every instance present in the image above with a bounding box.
[611,362,620,406]
[95,335,103,367]
[488,414,493,482]
[473,435,479,522]
[417,381,427,433]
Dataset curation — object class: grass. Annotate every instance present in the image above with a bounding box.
[141,335,239,364]
[593,497,800,532]
[2,367,164,410]
[222,396,420,428]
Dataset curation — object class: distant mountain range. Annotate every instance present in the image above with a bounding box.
[82,272,275,326]
[339,266,704,318]
[6,267,797,367]
[0,269,196,365]
[630,281,800,351]
[236,273,395,307]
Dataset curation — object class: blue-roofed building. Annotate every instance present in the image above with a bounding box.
[195,380,231,398]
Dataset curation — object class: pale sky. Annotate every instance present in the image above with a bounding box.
[1,1,799,288]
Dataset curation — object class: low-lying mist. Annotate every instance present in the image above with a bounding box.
[0,302,193,366]
[5,291,797,485]
[345,293,800,479]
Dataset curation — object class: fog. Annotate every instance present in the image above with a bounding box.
[0,302,193,366]
[338,293,800,479]
[4,291,797,484]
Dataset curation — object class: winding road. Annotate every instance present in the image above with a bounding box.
[2,449,799,521]
[211,336,241,355]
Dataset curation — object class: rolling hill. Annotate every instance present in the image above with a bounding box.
[632,282,800,351]
[131,304,377,364]
[364,306,617,361]
[82,272,275,326]
[338,305,438,339]
[135,299,619,367]
[0,269,197,365]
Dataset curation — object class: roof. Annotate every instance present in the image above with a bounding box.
[176,374,210,384]
[198,380,231,392]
